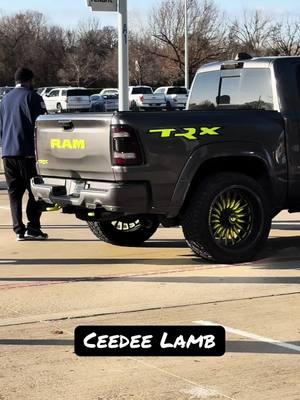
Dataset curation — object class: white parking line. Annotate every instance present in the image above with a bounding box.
[193,320,300,353]
[130,358,236,400]
[273,222,300,225]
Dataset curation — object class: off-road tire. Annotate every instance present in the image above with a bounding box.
[182,173,271,263]
[88,216,159,246]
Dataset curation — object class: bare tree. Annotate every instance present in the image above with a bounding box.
[0,11,66,86]
[229,10,274,56]
[58,20,117,87]
[269,18,300,56]
[149,0,227,83]
[129,32,167,86]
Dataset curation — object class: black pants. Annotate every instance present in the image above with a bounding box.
[3,157,42,234]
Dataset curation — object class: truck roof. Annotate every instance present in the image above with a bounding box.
[198,56,300,73]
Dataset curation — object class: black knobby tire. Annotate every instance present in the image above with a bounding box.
[182,173,271,263]
[88,216,159,246]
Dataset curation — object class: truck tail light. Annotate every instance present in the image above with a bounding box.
[139,95,144,103]
[111,125,143,166]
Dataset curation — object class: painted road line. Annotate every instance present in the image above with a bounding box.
[272,221,300,225]
[130,358,236,400]
[193,320,300,353]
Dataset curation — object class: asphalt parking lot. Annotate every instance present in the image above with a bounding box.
[0,177,299,400]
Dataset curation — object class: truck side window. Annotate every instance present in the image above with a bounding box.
[188,71,220,110]
[219,69,274,110]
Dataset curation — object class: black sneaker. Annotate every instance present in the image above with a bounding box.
[16,233,26,241]
[25,228,48,240]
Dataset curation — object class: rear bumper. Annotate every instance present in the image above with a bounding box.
[31,177,149,213]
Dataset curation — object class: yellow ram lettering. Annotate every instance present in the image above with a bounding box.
[200,127,221,136]
[148,128,176,138]
[72,139,86,149]
[62,139,72,149]
[174,128,197,140]
[50,139,86,150]
[50,139,61,149]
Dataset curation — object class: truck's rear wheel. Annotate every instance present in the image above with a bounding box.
[182,173,271,263]
[88,216,159,246]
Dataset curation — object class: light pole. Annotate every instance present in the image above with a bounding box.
[86,0,129,111]
[118,0,129,111]
[184,0,189,90]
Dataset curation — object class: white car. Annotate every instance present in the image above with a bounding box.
[43,88,91,113]
[154,86,188,110]
[100,88,119,96]
[129,86,166,111]
[102,94,119,112]
[90,94,119,112]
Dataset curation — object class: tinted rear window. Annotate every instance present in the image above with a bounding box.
[132,87,153,95]
[67,90,89,97]
[188,71,220,110]
[219,69,273,110]
[91,95,101,100]
[188,68,274,110]
[167,87,187,95]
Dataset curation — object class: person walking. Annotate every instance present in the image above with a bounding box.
[0,67,48,241]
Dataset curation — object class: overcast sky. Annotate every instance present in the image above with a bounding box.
[0,0,299,28]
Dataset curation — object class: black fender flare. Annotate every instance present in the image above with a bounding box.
[167,141,283,218]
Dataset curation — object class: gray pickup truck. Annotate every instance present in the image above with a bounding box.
[32,55,300,263]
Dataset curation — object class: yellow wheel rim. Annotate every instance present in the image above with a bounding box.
[209,189,253,248]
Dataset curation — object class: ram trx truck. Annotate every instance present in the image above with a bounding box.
[31,55,300,263]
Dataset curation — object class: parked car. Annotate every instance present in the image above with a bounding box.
[90,94,105,112]
[0,86,14,103]
[32,54,300,263]
[129,86,166,111]
[43,88,91,113]
[102,94,118,112]
[90,94,119,112]
[100,88,119,96]
[154,86,188,110]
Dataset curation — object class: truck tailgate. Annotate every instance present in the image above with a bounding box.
[35,113,115,181]
[142,94,165,105]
